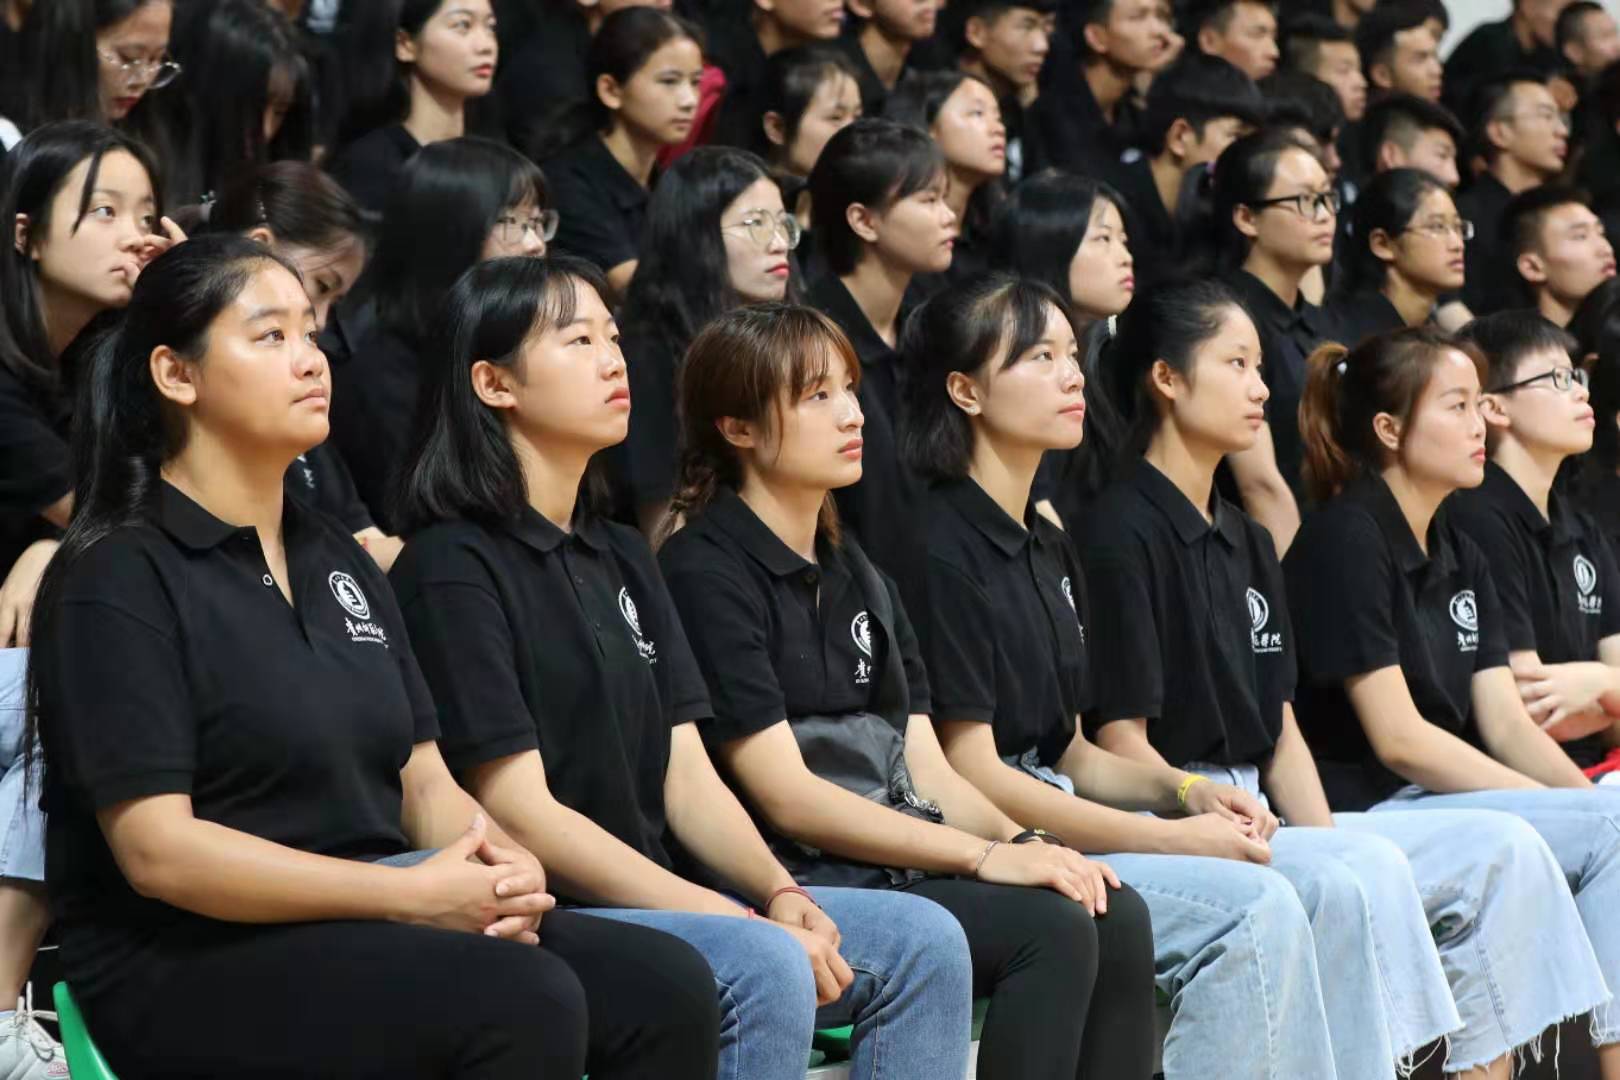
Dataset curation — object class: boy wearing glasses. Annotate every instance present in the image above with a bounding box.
[1451,311,1620,782]
[1504,184,1618,328]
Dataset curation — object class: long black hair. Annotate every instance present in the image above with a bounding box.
[987,169,1127,315]
[809,118,945,277]
[1336,167,1450,296]
[24,234,300,779]
[207,160,369,254]
[9,0,164,130]
[154,0,314,204]
[0,121,164,396]
[1206,128,1317,267]
[621,147,788,350]
[757,44,863,170]
[883,69,1003,239]
[393,255,612,533]
[357,136,548,346]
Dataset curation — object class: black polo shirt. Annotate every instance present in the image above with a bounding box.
[325,124,422,214]
[327,301,421,533]
[836,32,906,116]
[618,321,687,512]
[1456,173,1515,318]
[1325,289,1407,349]
[806,273,930,639]
[0,363,69,578]
[545,136,653,275]
[1450,463,1620,768]
[35,483,436,1007]
[1284,474,1510,810]
[1028,67,1139,176]
[389,508,711,892]
[1102,155,1180,294]
[283,443,375,534]
[1078,460,1290,767]
[922,478,1090,767]
[497,6,593,142]
[1225,269,1335,499]
[660,488,931,747]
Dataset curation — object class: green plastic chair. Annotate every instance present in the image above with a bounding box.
[53,982,119,1080]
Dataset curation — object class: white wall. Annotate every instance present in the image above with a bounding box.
[1438,0,1619,56]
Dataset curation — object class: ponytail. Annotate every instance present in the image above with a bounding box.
[1299,342,1356,503]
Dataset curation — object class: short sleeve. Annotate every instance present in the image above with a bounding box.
[663,564,785,743]
[1455,505,1537,652]
[921,557,997,724]
[1286,512,1403,681]
[548,166,639,273]
[1465,544,1511,674]
[884,571,933,716]
[348,547,437,745]
[1075,531,1163,728]
[38,542,194,808]
[0,372,69,520]
[391,541,539,771]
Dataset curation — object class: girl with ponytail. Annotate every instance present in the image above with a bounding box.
[1084,280,1609,1080]
[659,298,1157,1080]
[1286,325,1620,1072]
[23,235,620,1080]
[388,256,971,1080]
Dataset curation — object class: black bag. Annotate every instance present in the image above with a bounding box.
[770,539,943,889]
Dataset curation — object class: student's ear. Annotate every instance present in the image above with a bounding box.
[1148,357,1181,402]
[762,110,787,148]
[1480,393,1510,428]
[1232,202,1260,242]
[846,0,876,20]
[246,225,277,248]
[716,415,758,449]
[150,345,197,408]
[945,370,983,416]
[1081,19,1110,58]
[1368,227,1399,266]
[597,73,626,112]
[1368,61,1393,92]
[470,359,519,410]
[1484,115,1514,155]
[1517,250,1548,286]
[964,14,990,52]
[1372,411,1402,453]
[394,27,419,65]
[13,213,29,258]
[1196,25,1222,58]
[1374,140,1403,173]
[846,201,881,244]
[1164,117,1196,162]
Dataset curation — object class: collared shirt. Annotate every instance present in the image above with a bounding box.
[546,136,652,274]
[36,483,436,1006]
[283,443,374,533]
[660,488,930,745]
[1284,474,1510,810]
[326,124,422,214]
[1078,460,1291,767]
[327,300,422,533]
[1028,66,1139,176]
[1225,269,1335,498]
[1450,462,1620,767]
[1325,289,1409,349]
[389,507,712,893]
[922,477,1090,767]
[0,362,68,577]
[1103,156,1181,294]
[1457,173,1515,317]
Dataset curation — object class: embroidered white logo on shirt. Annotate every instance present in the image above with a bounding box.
[1576,555,1603,616]
[1247,587,1283,654]
[1450,590,1479,652]
[852,612,872,685]
[618,587,657,664]
[1061,576,1075,611]
[329,571,370,619]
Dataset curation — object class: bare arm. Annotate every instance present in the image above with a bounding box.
[902,716,1023,842]
[1472,666,1592,788]
[1259,706,1334,828]
[1226,426,1301,555]
[1090,717,1279,834]
[1509,648,1620,743]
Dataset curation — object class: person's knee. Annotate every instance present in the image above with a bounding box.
[1244,870,1315,949]
[1013,887,1101,984]
[1284,851,1370,927]
[730,921,819,1032]
[486,943,591,1055]
[619,933,722,1055]
[1098,882,1154,968]
[891,893,972,987]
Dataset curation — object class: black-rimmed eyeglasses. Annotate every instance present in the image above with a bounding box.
[1490,365,1588,394]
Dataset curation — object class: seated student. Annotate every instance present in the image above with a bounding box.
[1080,276,1613,1080]
[804,119,955,618]
[1560,1,1620,86]
[896,272,1388,1080]
[27,234,724,1080]
[838,0,938,113]
[1212,129,1341,540]
[1286,325,1620,1074]
[705,0,846,149]
[325,0,499,214]
[659,299,1159,1080]
[1327,168,1467,345]
[1029,0,1175,176]
[756,45,864,226]
[329,137,552,530]
[1186,0,1278,82]
[1503,185,1618,328]
[986,170,1134,517]
[539,8,702,302]
[884,71,1005,286]
[1362,92,1463,189]
[1444,0,1567,118]
[617,148,800,532]
[1281,14,1366,124]
[950,0,1053,180]
[1103,53,1262,294]
[150,0,314,206]
[10,0,176,132]
[1450,312,1620,783]
[205,162,404,572]
[387,255,974,1080]
[1356,2,1442,105]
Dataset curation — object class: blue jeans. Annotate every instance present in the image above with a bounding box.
[576,886,973,1080]
[0,649,42,884]
[1375,786,1620,1051]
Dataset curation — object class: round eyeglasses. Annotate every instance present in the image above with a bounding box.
[723,209,802,251]
[97,49,182,90]
[495,210,560,246]
[1490,365,1589,394]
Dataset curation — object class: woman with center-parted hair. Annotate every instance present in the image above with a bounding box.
[24,235,723,1079]
[656,302,1158,1080]
[1286,326,1620,1076]
[387,255,974,1080]
[1080,279,1608,1080]
[895,272,1353,1080]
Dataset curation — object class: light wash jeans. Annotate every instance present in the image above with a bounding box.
[0,649,42,883]
[577,887,973,1080]
[1006,752,1340,1080]
[1375,785,1620,1052]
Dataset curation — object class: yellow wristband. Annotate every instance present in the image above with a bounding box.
[1177,774,1209,808]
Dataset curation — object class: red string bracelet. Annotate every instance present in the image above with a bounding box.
[765,885,820,911]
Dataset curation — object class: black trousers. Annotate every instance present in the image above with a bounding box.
[909,877,1157,1080]
[88,911,720,1080]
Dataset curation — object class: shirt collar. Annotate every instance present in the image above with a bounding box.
[1481,460,1576,545]
[704,487,816,578]
[1230,270,1325,337]
[155,482,318,551]
[1131,459,1243,548]
[1347,472,1458,577]
[809,274,896,371]
[504,503,611,556]
[940,477,1035,558]
[582,136,651,212]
